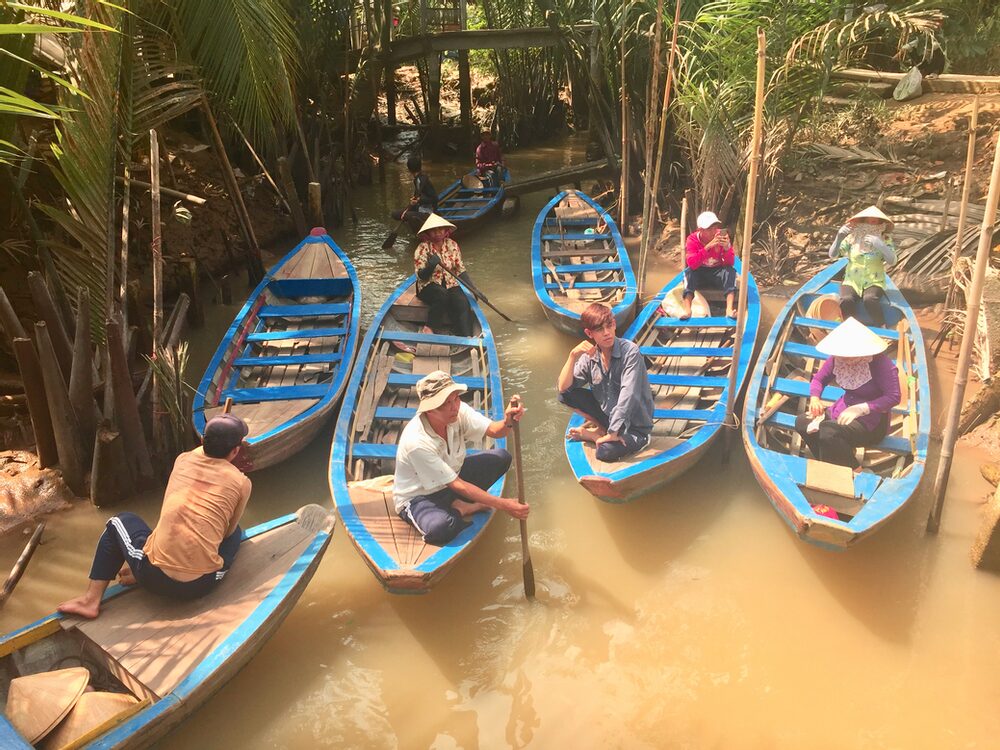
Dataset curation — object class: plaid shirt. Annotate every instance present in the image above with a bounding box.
[414,238,466,290]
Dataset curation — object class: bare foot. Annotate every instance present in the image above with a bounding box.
[568,424,606,443]
[57,596,101,620]
[452,499,488,517]
[117,564,136,586]
[420,325,434,334]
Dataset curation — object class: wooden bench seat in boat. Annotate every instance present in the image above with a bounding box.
[550,262,622,274]
[648,374,728,388]
[267,277,353,299]
[373,405,490,421]
[544,281,625,291]
[540,232,613,241]
[793,315,899,340]
[232,352,343,367]
[654,316,736,329]
[379,330,481,348]
[783,341,901,366]
[641,345,734,358]
[246,327,346,342]
[221,384,330,403]
[257,303,350,318]
[386,373,485,389]
[768,377,907,414]
[764,409,911,454]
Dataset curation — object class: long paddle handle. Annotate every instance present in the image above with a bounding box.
[508,395,535,599]
[437,263,515,323]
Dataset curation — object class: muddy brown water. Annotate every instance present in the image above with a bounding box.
[3,135,1000,749]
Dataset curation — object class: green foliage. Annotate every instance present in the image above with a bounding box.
[941,0,1000,74]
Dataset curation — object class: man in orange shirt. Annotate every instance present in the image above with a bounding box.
[58,415,252,620]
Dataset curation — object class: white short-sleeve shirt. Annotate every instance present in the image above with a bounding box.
[393,402,493,512]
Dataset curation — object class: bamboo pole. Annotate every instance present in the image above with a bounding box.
[106,317,154,488]
[944,96,980,313]
[68,286,98,462]
[679,193,689,255]
[12,338,57,468]
[618,1,629,229]
[724,28,766,429]
[0,286,26,342]
[637,0,666,300]
[150,129,165,457]
[278,156,308,236]
[940,174,954,231]
[0,522,45,608]
[114,176,206,206]
[27,272,73,380]
[35,322,85,496]
[927,127,1000,534]
[229,120,289,212]
[638,0,683,296]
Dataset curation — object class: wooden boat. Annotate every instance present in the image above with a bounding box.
[0,506,334,749]
[742,258,930,549]
[565,259,760,502]
[432,169,507,235]
[329,275,505,593]
[193,228,361,471]
[531,189,637,335]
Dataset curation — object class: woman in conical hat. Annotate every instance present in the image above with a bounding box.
[828,205,896,326]
[793,317,901,471]
[413,213,475,336]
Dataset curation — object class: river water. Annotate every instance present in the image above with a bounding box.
[3,135,1000,749]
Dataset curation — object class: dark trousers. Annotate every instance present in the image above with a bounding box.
[839,284,885,326]
[794,414,888,469]
[558,386,650,462]
[683,265,737,299]
[416,282,474,336]
[400,449,512,546]
[89,512,242,600]
[390,207,432,231]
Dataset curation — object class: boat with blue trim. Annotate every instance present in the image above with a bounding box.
[565,259,760,502]
[329,275,505,593]
[531,190,636,335]
[193,228,361,471]
[0,506,334,749]
[432,169,507,235]
[742,258,930,549]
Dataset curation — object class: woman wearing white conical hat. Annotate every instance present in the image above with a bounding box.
[828,205,897,326]
[794,317,901,471]
[413,213,474,336]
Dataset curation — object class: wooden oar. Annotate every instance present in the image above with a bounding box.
[543,258,567,294]
[508,395,535,599]
[436,264,516,323]
[381,208,410,250]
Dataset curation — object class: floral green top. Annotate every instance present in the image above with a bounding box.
[831,228,897,295]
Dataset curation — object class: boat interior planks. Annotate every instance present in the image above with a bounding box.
[433,171,507,235]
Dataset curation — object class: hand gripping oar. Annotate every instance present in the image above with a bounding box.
[508,395,535,599]
[382,208,409,250]
[436,263,516,323]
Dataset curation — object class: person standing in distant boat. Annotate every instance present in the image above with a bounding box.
[390,155,438,231]
[413,213,477,337]
[681,211,737,320]
[57,415,253,620]
[557,302,654,463]
[828,205,896,327]
[394,371,529,546]
[475,130,505,186]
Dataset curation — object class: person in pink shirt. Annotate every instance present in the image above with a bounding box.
[475,130,504,186]
[681,211,737,320]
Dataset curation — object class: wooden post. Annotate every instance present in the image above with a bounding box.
[12,338,57,468]
[295,115,317,184]
[0,286,26,343]
[927,127,1000,534]
[458,50,473,138]
[679,193,689,255]
[35,322,85,496]
[278,156,308,236]
[119,165,131,327]
[106,317,154,488]
[724,29,766,430]
[618,1,629,230]
[427,53,442,131]
[27,272,73,380]
[68,287,98,462]
[382,0,397,126]
[308,182,324,228]
[940,173,954,231]
[636,0,665,300]
[0,522,45,608]
[944,96,980,314]
[180,256,204,328]
[150,129,165,457]
[90,420,131,507]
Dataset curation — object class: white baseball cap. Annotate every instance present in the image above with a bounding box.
[696,211,722,230]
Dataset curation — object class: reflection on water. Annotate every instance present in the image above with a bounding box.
[3,134,1000,749]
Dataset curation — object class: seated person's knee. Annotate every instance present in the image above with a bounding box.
[423,515,465,546]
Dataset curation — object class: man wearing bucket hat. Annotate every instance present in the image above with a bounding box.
[390,155,438,231]
[681,211,737,320]
[828,205,897,326]
[393,371,528,546]
[414,213,476,336]
[58,414,253,620]
[794,317,900,470]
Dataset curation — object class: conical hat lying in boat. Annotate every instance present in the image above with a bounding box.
[40,691,140,750]
[5,667,89,743]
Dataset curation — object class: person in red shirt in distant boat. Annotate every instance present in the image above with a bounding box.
[681,211,737,321]
[475,130,504,187]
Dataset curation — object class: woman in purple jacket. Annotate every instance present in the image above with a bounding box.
[794,317,900,470]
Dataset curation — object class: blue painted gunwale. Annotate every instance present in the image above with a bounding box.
[329,275,506,593]
[192,232,362,452]
[530,190,637,335]
[741,258,931,550]
[564,259,760,502]
[0,512,333,749]
[434,170,507,232]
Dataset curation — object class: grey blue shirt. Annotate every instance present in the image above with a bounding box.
[572,338,654,436]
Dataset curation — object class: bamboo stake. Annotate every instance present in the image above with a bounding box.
[150,129,165,457]
[27,272,73,380]
[91,420,131,507]
[940,174,954,231]
[12,338,57,468]
[927,126,1000,534]
[944,96,980,313]
[107,317,154,488]
[619,1,629,229]
[119,164,131,327]
[308,182,324,228]
[68,286,98,462]
[278,156,308,237]
[638,0,683,297]
[35,322,85,496]
[637,0,666,300]
[0,522,45,608]
[679,193,689,255]
[724,29,766,430]
[114,176,206,206]
[230,120,289,212]
[0,286,26,342]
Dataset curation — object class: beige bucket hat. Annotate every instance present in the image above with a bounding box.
[40,691,140,750]
[848,205,894,229]
[815,317,888,358]
[417,213,456,235]
[5,667,90,743]
[416,370,467,413]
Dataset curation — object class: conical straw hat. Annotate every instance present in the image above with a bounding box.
[815,317,888,357]
[461,173,483,190]
[5,667,89,743]
[848,205,894,229]
[805,295,843,344]
[40,691,139,750]
[417,213,456,235]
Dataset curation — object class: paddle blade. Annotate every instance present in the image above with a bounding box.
[522,556,536,599]
[381,231,398,250]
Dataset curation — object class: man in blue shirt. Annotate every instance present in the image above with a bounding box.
[557,303,654,462]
